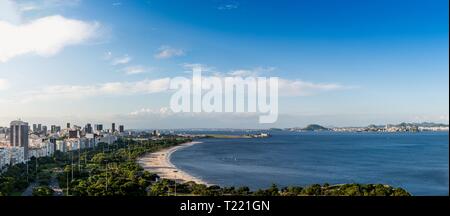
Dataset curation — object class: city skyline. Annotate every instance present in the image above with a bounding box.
[0,118,447,131]
[0,0,448,128]
[1,120,123,131]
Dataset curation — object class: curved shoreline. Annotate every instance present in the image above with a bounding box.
[137,141,209,185]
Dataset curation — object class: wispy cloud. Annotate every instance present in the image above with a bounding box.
[17,78,171,103]
[124,107,272,129]
[1,59,355,105]
[19,5,38,12]
[127,107,258,119]
[217,1,239,10]
[111,54,132,65]
[182,63,215,73]
[154,45,185,59]
[1,0,82,24]
[227,67,276,77]
[122,65,152,75]
[278,79,357,96]
[105,52,154,75]
[112,2,122,7]
[8,75,353,104]
[129,107,173,117]
[180,64,354,96]
[12,0,82,16]
[40,0,81,7]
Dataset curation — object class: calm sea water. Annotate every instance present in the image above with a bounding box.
[171,131,449,195]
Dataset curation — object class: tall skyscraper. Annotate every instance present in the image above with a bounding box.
[32,124,37,132]
[37,124,42,132]
[10,120,29,159]
[119,125,124,133]
[67,123,71,129]
[95,124,103,132]
[85,123,92,133]
[49,138,57,153]
[112,123,116,133]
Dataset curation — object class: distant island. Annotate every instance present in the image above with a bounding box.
[302,124,330,131]
[285,122,449,133]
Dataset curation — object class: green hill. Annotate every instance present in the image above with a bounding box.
[303,124,329,131]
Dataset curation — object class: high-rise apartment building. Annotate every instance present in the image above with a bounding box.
[95,124,103,132]
[10,120,29,160]
[85,123,93,134]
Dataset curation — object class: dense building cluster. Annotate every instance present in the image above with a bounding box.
[0,120,126,171]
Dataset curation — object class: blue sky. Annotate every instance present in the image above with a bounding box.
[0,0,448,128]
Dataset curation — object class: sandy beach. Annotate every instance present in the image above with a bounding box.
[137,141,209,185]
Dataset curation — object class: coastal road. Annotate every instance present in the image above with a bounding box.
[49,171,64,196]
[21,168,64,196]
[21,182,39,196]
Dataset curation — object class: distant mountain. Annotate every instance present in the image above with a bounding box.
[414,122,449,127]
[390,122,449,127]
[302,124,329,131]
[367,124,384,128]
[269,128,283,131]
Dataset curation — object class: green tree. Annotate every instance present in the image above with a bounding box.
[32,186,54,196]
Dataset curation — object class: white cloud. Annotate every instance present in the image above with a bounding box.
[183,64,275,77]
[228,67,276,77]
[183,63,208,70]
[0,15,100,63]
[1,0,82,21]
[106,53,151,75]
[18,78,171,103]
[278,79,355,96]
[129,107,173,117]
[155,45,185,59]
[19,5,38,12]
[228,69,257,77]
[217,2,239,10]
[122,65,151,75]
[0,0,99,62]
[111,54,131,65]
[0,79,9,90]
[181,63,221,76]
[127,107,259,119]
[8,75,353,103]
[40,0,81,7]
[17,0,81,12]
